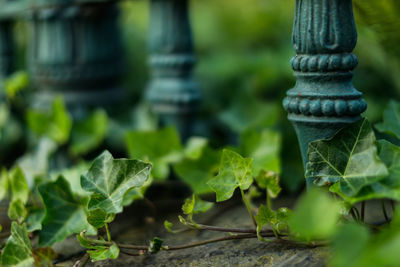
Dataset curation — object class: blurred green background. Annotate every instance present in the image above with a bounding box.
[117,0,400,192]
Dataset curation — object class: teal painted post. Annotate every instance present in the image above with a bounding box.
[0,18,14,95]
[283,0,367,184]
[147,0,201,140]
[28,2,124,112]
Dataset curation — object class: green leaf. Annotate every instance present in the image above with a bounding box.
[330,140,400,204]
[0,222,34,267]
[125,127,183,179]
[87,209,115,229]
[32,247,57,267]
[0,168,10,202]
[306,119,388,196]
[255,204,276,240]
[375,100,400,139]
[174,146,221,194]
[81,150,152,214]
[70,109,108,156]
[164,220,174,233]
[4,71,29,99]
[289,189,341,241]
[182,194,214,216]
[51,162,91,197]
[87,244,119,262]
[9,167,29,204]
[330,223,370,267]
[8,199,27,222]
[240,129,281,175]
[17,138,57,186]
[38,176,92,246]
[207,149,253,202]
[26,97,72,144]
[148,237,163,254]
[275,207,291,233]
[184,137,209,160]
[255,170,281,198]
[26,210,45,232]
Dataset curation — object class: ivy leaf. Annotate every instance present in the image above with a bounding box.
[306,119,388,196]
[330,140,400,204]
[182,194,214,216]
[38,176,92,246]
[125,127,183,179]
[81,150,152,214]
[255,204,277,241]
[17,138,57,186]
[240,129,281,175]
[87,209,115,229]
[32,247,57,267]
[375,100,400,139]
[207,149,253,202]
[174,146,221,194]
[8,199,28,222]
[70,109,108,156]
[149,237,163,254]
[26,210,45,232]
[4,71,29,99]
[164,220,174,233]
[289,189,341,242]
[9,167,29,204]
[275,207,291,233]
[0,222,34,267]
[184,137,208,160]
[121,178,152,207]
[255,170,281,198]
[26,97,72,144]
[0,168,9,202]
[51,162,91,197]
[87,244,119,262]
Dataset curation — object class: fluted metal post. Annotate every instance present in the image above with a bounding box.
[28,1,124,113]
[283,0,367,183]
[147,0,201,140]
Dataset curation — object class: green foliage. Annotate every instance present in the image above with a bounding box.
[32,247,57,267]
[9,167,29,204]
[87,209,115,229]
[289,189,341,242]
[38,176,92,247]
[26,97,72,144]
[125,127,182,179]
[70,109,108,156]
[207,149,253,202]
[8,199,27,222]
[77,234,120,262]
[375,101,400,139]
[240,129,281,175]
[0,222,34,267]
[149,237,163,253]
[81,150,152,214]
[255,204,276,241]
[306,119,388,196]
[174,145,220,194]
[182,194,214,216]
[255,170,281,198]
[4,71,29,100]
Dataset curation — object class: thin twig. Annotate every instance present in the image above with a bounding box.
[120,250,142,257]
[193,223,274,234]
[361,201,366,222]
[382,200,390,223]
[162,233,275,251]
[73,253,89,267]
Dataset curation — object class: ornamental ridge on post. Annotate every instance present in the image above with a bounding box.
[147,0,202,140]
[28,1,124,113]
[283,0,367,173]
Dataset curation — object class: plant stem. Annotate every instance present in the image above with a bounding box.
[361,201,366,222]
[105,223,111,242]
[190,223,275,234]
[73,253,89,267]
[382,200,390,223]
[162,233,275,251]
[240,188,257,228]
[120,250,142,257]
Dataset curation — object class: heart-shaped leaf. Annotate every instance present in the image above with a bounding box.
[306,119,388,196]
[81,150,152,214]
[375,101,400,139]
[0,222,34,267]
[38,176,92,246]
[207,149,253,202]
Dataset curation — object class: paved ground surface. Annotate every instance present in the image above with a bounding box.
[56,193,328,267]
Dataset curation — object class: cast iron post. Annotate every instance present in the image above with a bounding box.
[0,15,14,96]
[283,0,367,183]
[147,0,201,140]
[28,1,124,113]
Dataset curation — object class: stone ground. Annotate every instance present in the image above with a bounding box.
[56,191,329,267]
